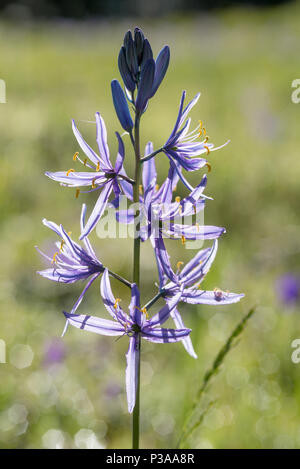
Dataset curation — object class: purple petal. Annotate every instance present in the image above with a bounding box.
[95,112,112,169]
[114,132,125,173]
[80,204,99,260]
[166,224,226,240]
[79,181,113,239]
[70,273,101,314]
[129,284,141,326]
[181,289,245,305]
[142,327,191,343]
[63,312,124,336]
[72,119,101,166]
[100,269,126,322]
[45,170,107,188]
[142,142,156,190]
[126,336,139,413]
[153,237,177,285]
[171,307,197,358]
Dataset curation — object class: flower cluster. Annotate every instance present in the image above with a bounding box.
[38,27,244,414]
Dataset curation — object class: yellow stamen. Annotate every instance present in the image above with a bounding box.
[67,231,72,236]
[135,306,149,319]
[59,240,65,252]
[139,184,143,195]
[205,162,211,172]
[75,188,80,198]
[175,196,181,203]
[155,184,159,191]
[51,251,59,264]
[202,127,206,137]
[96,162,100,171]
[83,158,87,166]
[181,235,186,245]
[114,298,121,310]
[92,178,97,189]
[204,136,209,143]
[73,152,79,161]
[66,168,75,176]
[204,145,210,155]
[176,261,184,271]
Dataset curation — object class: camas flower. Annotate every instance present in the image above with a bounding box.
[46,112,133,239]
[116,142,225,243]
[36,204,104,284]
[63,269,190,412]
[153,238,244,357]
[162,91,228,177]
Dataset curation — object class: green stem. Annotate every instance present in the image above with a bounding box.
[132,113,141,449]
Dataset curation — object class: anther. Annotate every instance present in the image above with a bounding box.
[176,261,184,271]
[204,145,210,155]
[139,185,143,195]
[205,162,211,172]
[51,251,59,264]
[84,158,87,166]
[96,162,100,171]
[175,196,181,203]
[73,152,79,161]
[59,240,65,252]
[181,235,186,245]
[114,298,121,310]
[155,184,159,191]
[66,168,75,176]
[92,178,97,189]
[75,189,80,198]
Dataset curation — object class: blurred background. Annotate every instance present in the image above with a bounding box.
[0,0,300,449]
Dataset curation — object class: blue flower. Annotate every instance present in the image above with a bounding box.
[45,112,133,238]
[163,91,229,178]
[63,269,190,413]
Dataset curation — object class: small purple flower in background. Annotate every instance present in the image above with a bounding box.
[63,269,190,412]
[276,273,300,306]
[43,338,66,367]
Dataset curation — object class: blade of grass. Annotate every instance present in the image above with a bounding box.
[178,306,256,447]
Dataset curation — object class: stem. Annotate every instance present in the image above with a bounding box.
[107,269,132,289]
[132,113,141,449]
[143,289,165,312]
[140,147,163,163]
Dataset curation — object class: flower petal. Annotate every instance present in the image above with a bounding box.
[129,283,141,326]
[79,181,113,239]
[72,119,101,166]
[95,112,112,169]
[171,307,197,358]
[63,311,124,336]
[142,327,191,343]
[126,336,139,413]
[181,290,245,305]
